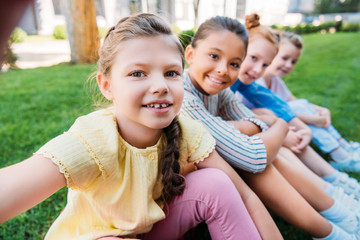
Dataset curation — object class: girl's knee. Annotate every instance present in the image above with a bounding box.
[186,168,235,196]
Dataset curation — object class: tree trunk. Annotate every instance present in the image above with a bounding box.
[193,0,200,27]
[62,0,99,64]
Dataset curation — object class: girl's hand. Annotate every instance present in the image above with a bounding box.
[283,127,303,154]
[317,108,331,128]
[295,128,312,151]
[312,104,331,128]
[311,113,328,128]
[180,163,198,176]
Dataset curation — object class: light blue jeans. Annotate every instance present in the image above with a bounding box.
[288,99,342,153]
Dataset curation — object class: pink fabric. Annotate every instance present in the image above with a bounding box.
[141,168,261,240]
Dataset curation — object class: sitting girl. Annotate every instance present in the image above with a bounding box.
[258,31,360,171]
[0,13,264,240]
[231,30,360,200]
[181,13,360,239]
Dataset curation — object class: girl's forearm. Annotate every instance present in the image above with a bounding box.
[257,118,288,164]
[296,114,318,126]
[228,120,261,136]
[0,155,66,223]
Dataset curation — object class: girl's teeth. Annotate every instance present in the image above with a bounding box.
[147,103,169,108]
[209,77,222,84]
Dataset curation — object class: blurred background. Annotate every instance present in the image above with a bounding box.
[1,0,359,70]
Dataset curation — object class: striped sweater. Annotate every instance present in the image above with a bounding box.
[181,70,268,173]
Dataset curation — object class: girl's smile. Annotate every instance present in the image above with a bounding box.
[186,30,246,95]
[266,40,301,78]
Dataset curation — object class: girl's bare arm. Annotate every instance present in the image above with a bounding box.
[252,115,289,164]
[0,155,66,223]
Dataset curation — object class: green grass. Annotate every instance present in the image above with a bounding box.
[0,32,359,239]
[0,63,96,239]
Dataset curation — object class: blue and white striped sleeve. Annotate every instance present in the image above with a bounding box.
[220,89,269,132]
[181,93,267,173]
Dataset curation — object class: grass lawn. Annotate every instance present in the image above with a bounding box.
[0,32,359,239]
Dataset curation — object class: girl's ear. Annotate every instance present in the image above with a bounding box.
[185,45,195,65]
[97,73,113,100]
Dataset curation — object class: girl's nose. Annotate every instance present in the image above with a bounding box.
[150,75,169,95]
[285,60,293,68]
[216,61,228,76]
[253,62,263,75]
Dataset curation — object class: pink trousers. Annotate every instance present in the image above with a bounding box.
[141,168,261,240]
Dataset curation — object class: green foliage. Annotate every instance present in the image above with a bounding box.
[314,0,359,13]
[172,24,182,35]
[53,25,67,39]
[10,27,27,43]
[0,33,360,239]
[178,29,195,50]
[98,27,107,38]
[341,22,360,32]
[0,28,26,69]
[272,21,359,35]
[53,26,110,39]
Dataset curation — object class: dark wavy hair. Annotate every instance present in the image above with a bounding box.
[191,16,248,51]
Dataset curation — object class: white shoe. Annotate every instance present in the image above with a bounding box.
[331,172,360,200]
[330,186,360,214]
[333,213,360,235]
[313,222,358,240]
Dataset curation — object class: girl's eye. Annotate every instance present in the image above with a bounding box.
[209,54,218,60]
[251,56,257,61]
[165,71,180,77]
[292,60,297,65]
[282,57,288,61]
[130,71,145,77]
[230,62,240,68]
[263,63,269,68]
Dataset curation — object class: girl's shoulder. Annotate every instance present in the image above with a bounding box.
[70,107,116,132]
[178,114,216,164]
[35,107,119,190]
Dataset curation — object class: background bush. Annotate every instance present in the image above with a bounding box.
[272,21,359,34]
[53,25,67,40]
[10,27,27,43]
[53,26,110,40]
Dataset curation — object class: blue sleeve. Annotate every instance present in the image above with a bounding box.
[230,79,296,122]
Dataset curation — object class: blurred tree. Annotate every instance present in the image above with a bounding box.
[314,0,359,13]
[61,0,100,64]
[194,0,201,27]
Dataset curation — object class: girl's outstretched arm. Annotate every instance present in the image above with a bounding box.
[197,150,283,240]
[0,155,66,223]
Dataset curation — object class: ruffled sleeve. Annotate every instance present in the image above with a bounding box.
[35,108,119,191]
[178,114,216,166]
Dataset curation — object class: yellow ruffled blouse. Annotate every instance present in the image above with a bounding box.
[35,107,216,240]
